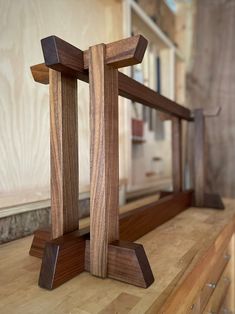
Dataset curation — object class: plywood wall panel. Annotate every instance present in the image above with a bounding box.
[0,0,123,207]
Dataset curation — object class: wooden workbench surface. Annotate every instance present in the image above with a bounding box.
[1,199,235,314]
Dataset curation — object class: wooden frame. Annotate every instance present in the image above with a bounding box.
[29,34,223,290]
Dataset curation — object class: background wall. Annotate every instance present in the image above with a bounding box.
[0,0,124,209]
[187,0,235,197]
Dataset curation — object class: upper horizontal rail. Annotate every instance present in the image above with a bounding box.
[31,35,192,121]
[31,63,192,121]
[118,73,192,120]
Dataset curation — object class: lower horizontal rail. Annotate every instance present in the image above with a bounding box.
[30,190,193,258]
[120,190,193,241]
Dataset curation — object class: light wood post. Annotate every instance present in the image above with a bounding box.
[172,117,182,192]
[49,69,79,238]
[194,108,205,207]
[89,44,119,277]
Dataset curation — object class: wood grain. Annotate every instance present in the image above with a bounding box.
[39,231,86,290]
[30,191,193,258]
[194,247,230,312]
[153,208,235,314]
[101,34,147,69]
[89,44,119,278]
[31,62,192,121]
[0,0,124,210]
[2,199,235,313]
[172,117,182,192]
[118,72,192,120]
[29,228,51,258]
[85,240,154,288]
[42,34,147,71]
[36,36,192,120]
[98,292,140,314]
[194,108,205,207]
[30,63,49,84]
[187,0,235,198]
[39,235,154,290]
[203,262,231,313]
[29,194,162,258]
[49,69,79,238]
[119,190,192,242]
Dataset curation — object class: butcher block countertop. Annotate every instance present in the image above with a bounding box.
[1,198,235,314]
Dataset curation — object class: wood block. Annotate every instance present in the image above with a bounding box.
[39,231,86,290]
[42,36,87,80]
[193,193,224,210]
[41,35,147,71]
[29,228,51,258]
[30,63,49,84]
[85,240,154,288]
[49,69,79,238]
[39,236,154,290]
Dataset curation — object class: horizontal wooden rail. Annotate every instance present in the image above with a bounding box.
[30,36,192,121]
[30,190,193,258]
[118,73,192,120]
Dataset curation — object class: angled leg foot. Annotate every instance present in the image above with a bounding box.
[193,193,224,210]
[39,231,86,290]
[203,193,224,210]
[86,240,154,288]
[108,241,154,288]
[39,235,154,290]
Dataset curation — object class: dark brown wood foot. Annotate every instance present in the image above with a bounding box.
[193,193,225,210]
[29,227,51,258]
[86,240,154,288]
[39,231,86,290]
[39,234,154,290]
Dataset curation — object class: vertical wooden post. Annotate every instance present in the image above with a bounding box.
[172,116,182,192]
[89,44,119,277]
[49,69,79,238]
[194,108,205,207]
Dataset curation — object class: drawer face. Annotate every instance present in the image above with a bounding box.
[200,250,230,311]
[187,244,231,313]
[203,261,231,314]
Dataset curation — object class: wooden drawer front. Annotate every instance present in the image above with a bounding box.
[200,249,230,312]
[188,246,231,313]
[203,261,231,314]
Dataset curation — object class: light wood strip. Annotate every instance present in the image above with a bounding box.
[89,44,119,277]
[49,69,79,238]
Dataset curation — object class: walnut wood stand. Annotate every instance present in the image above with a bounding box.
[29,34,223,290]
